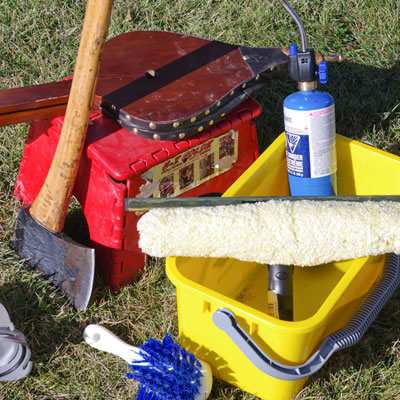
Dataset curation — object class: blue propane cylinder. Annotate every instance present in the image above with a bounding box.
[284,47,338,196]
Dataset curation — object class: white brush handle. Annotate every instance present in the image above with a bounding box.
[83,324,213,400]
[83,324,145,364]
[197,360,213,400]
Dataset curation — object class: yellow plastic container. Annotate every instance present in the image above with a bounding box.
[166,133,400,400]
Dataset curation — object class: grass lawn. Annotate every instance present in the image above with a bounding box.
[0,0,399,399]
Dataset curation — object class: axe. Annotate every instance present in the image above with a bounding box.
[13,0,113,311]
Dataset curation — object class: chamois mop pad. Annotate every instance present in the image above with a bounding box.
[137,200,400,266]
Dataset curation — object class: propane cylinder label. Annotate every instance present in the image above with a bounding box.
[284,105,336,178]
[137,130,239,198]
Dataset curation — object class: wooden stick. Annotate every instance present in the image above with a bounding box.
[30,0,113,232]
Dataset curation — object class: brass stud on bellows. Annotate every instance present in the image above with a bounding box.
[198,126,204,132]
[216,101,221,107]
[126,114,132,121]
[179,133,186,139]
[190,117,197,123]
[145,69,156,78]
[153,133,160,140]
[133,128,139,135]
[149,122,156,129]
[205,109,210,115]
[173,122,180,128]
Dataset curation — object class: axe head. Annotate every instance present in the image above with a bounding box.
[13,206,95,311]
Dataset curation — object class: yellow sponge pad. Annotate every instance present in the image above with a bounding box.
[137,200,400,266]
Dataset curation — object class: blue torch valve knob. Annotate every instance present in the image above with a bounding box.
[289,44,298,56]
[319,61,328,84]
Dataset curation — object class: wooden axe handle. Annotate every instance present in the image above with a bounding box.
[30,0,113,232]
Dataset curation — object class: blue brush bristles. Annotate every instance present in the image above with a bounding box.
[127,333,203,400]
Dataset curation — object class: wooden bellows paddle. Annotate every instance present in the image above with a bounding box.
[0,31,291,140]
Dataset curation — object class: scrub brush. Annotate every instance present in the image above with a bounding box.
[83,324,212,400]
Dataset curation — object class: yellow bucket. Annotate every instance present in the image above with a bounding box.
[166,133,400,400]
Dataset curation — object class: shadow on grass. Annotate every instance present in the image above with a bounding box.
[254,60,400,154]
[0,277,84,364]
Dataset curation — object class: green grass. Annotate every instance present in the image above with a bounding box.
[1,0,400,399]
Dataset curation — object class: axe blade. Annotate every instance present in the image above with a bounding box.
[13,206,94,312]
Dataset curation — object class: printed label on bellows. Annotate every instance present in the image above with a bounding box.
[137,130,239,198]
[284,105,337,178]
